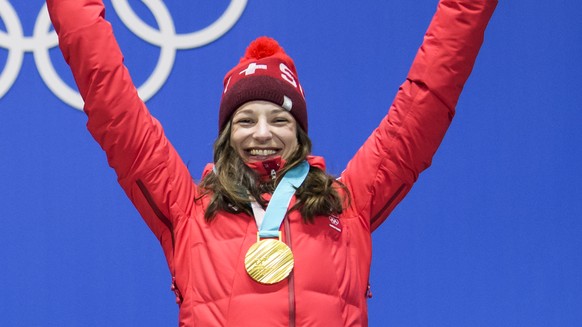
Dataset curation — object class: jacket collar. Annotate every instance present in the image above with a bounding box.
[202,155,326,180]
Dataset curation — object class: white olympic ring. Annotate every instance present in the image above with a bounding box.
[0,0,247,111]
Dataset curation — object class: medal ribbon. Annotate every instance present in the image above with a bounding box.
[258,160,309,238]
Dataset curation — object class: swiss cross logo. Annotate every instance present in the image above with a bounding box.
[239,62,268,75]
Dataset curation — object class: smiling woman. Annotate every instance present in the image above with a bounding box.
[230,100,299,163]
[45,0,497,325]
[201,92,346,222]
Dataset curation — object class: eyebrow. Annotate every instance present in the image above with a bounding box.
[234,108,288,115]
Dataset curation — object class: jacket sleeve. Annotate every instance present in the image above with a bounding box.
[341,0,497,232]
[46,0,198,247]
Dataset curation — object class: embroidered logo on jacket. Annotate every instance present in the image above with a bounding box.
[328,215,342,233]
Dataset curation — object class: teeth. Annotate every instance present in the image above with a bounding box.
[249,149,277,156]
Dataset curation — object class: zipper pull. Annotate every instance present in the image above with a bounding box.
[366,283,373,298]
[271,169,276,180]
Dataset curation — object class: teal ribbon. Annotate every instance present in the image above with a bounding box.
[258,160,309,238]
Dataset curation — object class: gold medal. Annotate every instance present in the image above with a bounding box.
[243,161,309,284]
[245,235,294,284]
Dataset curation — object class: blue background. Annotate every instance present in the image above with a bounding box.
[1,1,581,326]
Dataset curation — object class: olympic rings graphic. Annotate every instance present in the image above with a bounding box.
[0,0,247,110]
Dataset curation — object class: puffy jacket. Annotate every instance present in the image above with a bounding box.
[47,0,497,326]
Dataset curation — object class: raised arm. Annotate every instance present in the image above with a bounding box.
[341,0,497,231]
[47,0,198,248]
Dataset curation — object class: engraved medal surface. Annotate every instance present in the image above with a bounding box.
[245,238,294,284]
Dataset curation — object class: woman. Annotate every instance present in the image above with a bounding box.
[47,0,497,326]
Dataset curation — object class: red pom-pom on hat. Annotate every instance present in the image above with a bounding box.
[241,36,286,62]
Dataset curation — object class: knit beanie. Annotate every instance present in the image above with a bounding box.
[219,36,307,133]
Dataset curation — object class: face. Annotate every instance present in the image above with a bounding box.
[230,100,298,163]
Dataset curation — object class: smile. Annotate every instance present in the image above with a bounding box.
[248,149,278,156]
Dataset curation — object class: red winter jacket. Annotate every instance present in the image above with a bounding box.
[47,0,496,325]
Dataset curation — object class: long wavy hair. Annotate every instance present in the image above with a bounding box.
[199,120,349,223]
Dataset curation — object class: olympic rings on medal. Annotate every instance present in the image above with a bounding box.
[0,0,247,111]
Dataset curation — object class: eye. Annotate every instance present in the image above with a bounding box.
[273,116,290,124]
[234,117,254,125]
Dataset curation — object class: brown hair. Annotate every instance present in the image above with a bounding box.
[199,121,349,222]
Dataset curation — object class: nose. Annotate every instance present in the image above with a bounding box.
[252,119,273,142]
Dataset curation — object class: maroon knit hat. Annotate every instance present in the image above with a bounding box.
[219,37,307,133]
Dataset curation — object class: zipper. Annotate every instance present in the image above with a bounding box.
[136,179,181,304]
[284,216,296,327]
[136,179,174,246]
[370,184,406,227]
